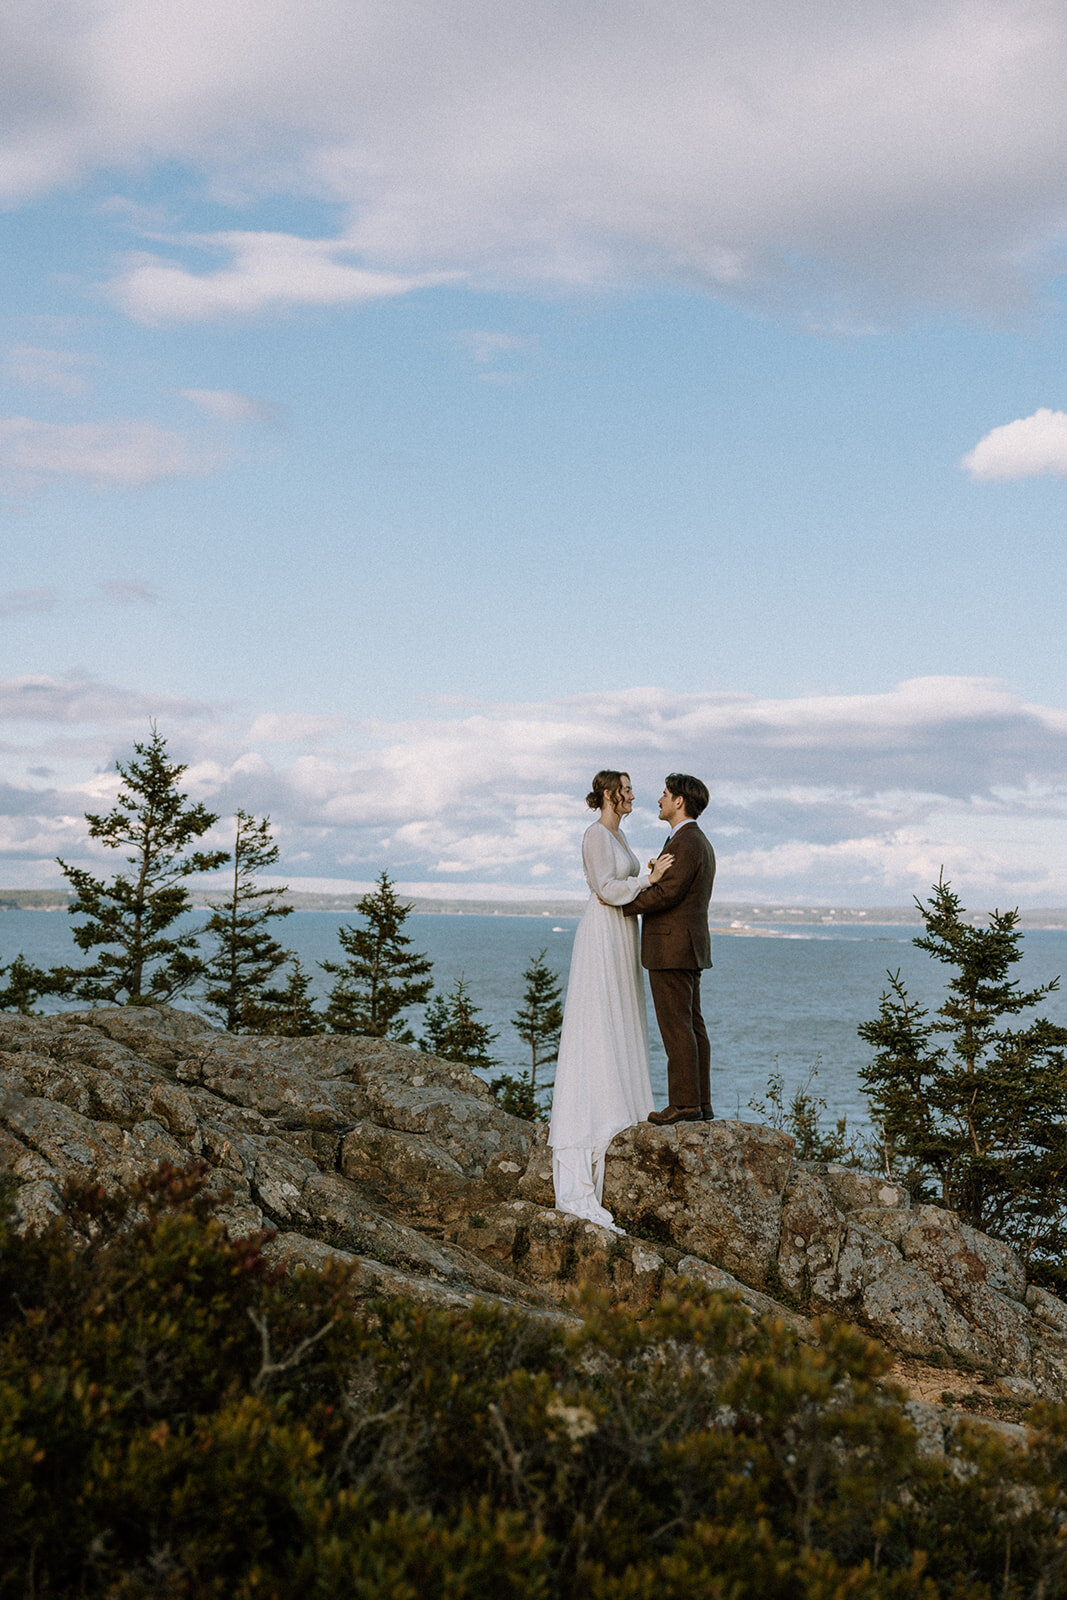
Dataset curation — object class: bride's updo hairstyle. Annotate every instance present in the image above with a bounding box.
[586,770,627,812]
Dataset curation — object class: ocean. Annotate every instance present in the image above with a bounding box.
[5,907,1067,1135]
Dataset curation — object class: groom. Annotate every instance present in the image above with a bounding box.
[622,772,716,1125]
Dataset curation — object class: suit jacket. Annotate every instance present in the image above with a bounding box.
[622,820,716,970]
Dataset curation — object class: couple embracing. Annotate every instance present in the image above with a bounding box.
[549,770,716,1232]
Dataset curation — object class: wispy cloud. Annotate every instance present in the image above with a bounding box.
[110,234,454,324]
[454,329,531,364]
[181,388,276,422]
[4,345,91,396]
[0,673,212,725]
[962,408,1067,480]
[453,329,534,384]
[0,417,225,488]
[0,587,58,619]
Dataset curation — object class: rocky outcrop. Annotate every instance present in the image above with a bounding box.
[603,1120,794,1286]
[3,1005,1067,1408]
[0,1006,545,1318]
[600,1124,1064,1400]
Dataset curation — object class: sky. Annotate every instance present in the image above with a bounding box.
[4,0,1067,907]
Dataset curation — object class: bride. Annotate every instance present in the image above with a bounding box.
[549,770,672,1230]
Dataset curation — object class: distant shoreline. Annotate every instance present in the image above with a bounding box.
[4,888,1067,929]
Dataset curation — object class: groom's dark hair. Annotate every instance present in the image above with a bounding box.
[665,772,709,819]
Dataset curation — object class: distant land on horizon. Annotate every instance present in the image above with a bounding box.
[5,888,1067,928]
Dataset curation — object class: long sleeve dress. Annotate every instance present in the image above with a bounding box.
[548,822,654,1229]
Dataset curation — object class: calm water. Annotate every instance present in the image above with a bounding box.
[5,908,1067,1133]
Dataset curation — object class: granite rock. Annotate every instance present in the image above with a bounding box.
[603,1119,794,1288]
[6,1006,1067,1403]
[449,1198,676,1313]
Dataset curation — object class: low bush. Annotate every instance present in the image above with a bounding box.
[3,1165,1066,1597]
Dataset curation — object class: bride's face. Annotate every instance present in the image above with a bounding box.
[617,776,634,816]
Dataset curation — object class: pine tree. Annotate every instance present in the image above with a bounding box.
[321,872,433,1041]
[421,975,498,1068]
[242,958,324,1037]
[0,955,54,1014]
[859,874,1067,1275]
[202,812,293,1031]
[54,728,229,1005]
[510,947,564,1102]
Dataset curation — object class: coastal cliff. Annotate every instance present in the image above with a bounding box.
[4,1004,1066,1429]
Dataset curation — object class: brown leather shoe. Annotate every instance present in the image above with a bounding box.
[700,1105,714,1122]
[647,1105,702,1126]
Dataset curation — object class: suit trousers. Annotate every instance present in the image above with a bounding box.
[649,968,711,1111]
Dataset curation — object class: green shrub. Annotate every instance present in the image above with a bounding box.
[749,1057,871,1165]
[1,1163,1063,1597]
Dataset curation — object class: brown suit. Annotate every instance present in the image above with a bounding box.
[622,821,716,1110]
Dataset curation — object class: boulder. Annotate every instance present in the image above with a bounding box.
[1026,1283,1067,1338]
[4,1086,190,1192]
[675,1255,812,1337]
[903,1399,1029,1461]
[859,1204,1027,1303]
[778,1166,849,1302]
[816,1162,910,1215]
[517,1122,555,1206]
[450,1199,675,1313]
[352,1045,533,1187]
[838,1224,995,1365]
[603,1120,794,1288]
[340,1120,474,1221]
[778,1173,1038,1380]
[264,1230,574,1325]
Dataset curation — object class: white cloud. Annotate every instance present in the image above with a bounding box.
[961,408,1067,480]
[246,712,349,744]
[0,416,225,488]
[0,811,92,864]
[181,387,275,422]
[0,673,211,725]
[7,674,1067,903]
[0,587,58,619]
[4,345,91,395]
[2,3,1067,315]
[111,233,453,323]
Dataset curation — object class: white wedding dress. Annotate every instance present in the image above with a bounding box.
[549,822,654,1230]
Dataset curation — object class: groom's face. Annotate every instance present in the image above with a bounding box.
[658,786,683,823]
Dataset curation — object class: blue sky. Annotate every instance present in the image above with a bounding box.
[4,0,1067,906]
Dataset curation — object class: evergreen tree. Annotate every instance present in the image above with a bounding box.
[0,954,54,1014]
[421,974,498,1068]
[489,948,564,1119]
[321,872,433,1041]
[859,874,1067,1276]
[54,728,229,1005]
[488,1071,541,1120]
[202,811,293,1031]
[510,947,564,1100]
[242,958,325,1037]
